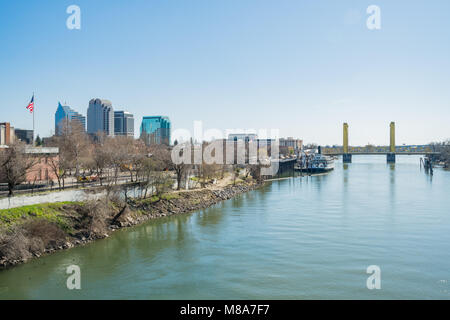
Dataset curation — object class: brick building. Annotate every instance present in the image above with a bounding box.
[24,147,60,183]
[0,122,15,145]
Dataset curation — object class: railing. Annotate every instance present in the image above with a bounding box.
[321,145,439,155]
[0,174,143,199]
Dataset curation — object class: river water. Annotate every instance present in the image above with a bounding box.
[1,155,449,299]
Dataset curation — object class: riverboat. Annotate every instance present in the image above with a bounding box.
[295,153,335,174]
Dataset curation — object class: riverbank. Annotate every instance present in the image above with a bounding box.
[0,181,262,269]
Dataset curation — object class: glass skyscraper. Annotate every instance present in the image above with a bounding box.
[114,111,135,137]
[140,116,171,145]
[55,102,86,135]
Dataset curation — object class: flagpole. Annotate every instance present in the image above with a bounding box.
[33,92,35,146]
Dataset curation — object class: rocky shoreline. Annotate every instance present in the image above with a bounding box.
[0,181,263,269]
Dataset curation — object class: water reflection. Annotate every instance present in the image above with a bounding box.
[388,163,396,215]
[197,205,226,227]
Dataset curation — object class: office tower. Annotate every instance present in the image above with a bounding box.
[140,116,171,145]
[55,102,86,135]
[87,99,114,136]
[114,111,135,137]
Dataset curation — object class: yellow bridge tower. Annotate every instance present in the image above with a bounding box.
[343,123,352,163]
[387,122,396,163]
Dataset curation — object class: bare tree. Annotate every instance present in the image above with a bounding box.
[152,171,173,198]
[168,144,189,190]
[432,139,450,168]
[172,163,188,190]
[232,165,240,185]
[59,120,90,178]
[126,139,147,183]
[47,149,70,190]
[139,157,158,198]
[91,140,112,186]
[106,136,135,185]
[135,145,176,198]
[197,162,221,188]
[248,163,264,183]
[0,142,38,196]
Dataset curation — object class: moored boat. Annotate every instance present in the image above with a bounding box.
[295,153,335,174]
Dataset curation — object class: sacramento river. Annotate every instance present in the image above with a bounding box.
[1,155,450,299]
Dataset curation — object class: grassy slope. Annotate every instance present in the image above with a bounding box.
[0,202,82,232]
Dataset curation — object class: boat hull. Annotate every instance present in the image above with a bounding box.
[295,167,334,174]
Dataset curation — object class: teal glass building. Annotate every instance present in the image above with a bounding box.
[140,116,171,145]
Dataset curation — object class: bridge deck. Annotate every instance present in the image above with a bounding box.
[323,152,440,156]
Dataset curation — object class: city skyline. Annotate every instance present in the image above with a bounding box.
[1,0,449,145]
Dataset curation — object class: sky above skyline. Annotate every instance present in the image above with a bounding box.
[1,0,449,146]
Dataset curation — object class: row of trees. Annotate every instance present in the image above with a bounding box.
[430,140,450,168]
[44,121,173,190]
[1,120,266,197]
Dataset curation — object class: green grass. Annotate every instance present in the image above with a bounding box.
[149,195,160,203]
[161,193,180,200]
[0,202,80,231]
[139,195,160,205]
[140,193,180,205]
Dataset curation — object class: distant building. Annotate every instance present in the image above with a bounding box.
[24,147,59,183]
[114,111,134,137]
[55,102,86,135]
[0,122,15,145]
[216,137,276,165]
[15,129,34,145]
[228,133,258,142]
[140,116,171,145]
[279,137,303,151]
[87,99,114,136]
[278,137,302,156]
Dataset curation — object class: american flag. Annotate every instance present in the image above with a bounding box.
[26,94,34,113]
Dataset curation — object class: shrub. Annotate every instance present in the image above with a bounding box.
[79,200,111,237]
[0,220,67,263]
[0,228,32,262]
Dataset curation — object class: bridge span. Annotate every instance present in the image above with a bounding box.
[321,122,439,163]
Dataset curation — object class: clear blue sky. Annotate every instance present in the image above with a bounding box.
[1,0,449,146]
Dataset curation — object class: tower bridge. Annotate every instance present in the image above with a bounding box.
[321,122,440,163]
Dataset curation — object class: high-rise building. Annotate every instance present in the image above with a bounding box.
[87,99,114,136]
[140,116,171,145]
[0,122,15,145]
[55,102,86,135]
[114,111,134,137]
[15,129,34,144]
